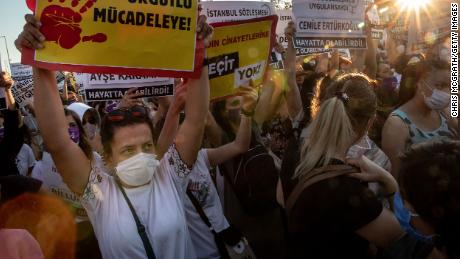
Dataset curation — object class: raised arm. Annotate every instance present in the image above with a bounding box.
[364,13,377,79]
[17,15,90,194]
[207,86,258,167]
[156,84,186,157]
[0,72,16,111]
[253,69,288,125]
[174,15,213,166]
[284,21,303,120]
[0,72,22,154]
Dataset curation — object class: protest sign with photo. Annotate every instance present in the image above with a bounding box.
[366,5,384,40]
[292,0,367,49]
[276,9,293,48]
[22,0,204,78]
[207,16,277,100]
[201,1,275,24]
[78,74,174,101]
[269,51,284,70]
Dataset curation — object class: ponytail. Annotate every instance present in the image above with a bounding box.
[294,97,355,178]
[296,73,377,179]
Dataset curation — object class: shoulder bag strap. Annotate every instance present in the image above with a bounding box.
[186,189,217,234]
[186,190,231,258]
[115,180,156,259]
[285,165,357,212]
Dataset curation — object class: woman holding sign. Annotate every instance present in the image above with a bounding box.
[16,13,213,259]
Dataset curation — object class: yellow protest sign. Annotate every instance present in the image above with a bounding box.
[207,16,278,100]
[23,0,203,77]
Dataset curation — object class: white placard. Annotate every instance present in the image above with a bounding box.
[293,0,365,37]
[10,63,32,79]
[87,74,171,86]
[10,63,34,107]
[78,74,174,101]
[10,64,67,106]
[201,1,275,23]
[276,9,294,48]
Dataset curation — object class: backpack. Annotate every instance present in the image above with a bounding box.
[221,143,279,216]
[285,164,358,213]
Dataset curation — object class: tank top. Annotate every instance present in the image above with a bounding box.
[391,109,455,242]
[391,109,456,146]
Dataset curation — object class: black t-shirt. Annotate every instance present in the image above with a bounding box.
[0,109,24,176]
[279,136,301,200]
[0,176,42,203]
[286,162,383,259]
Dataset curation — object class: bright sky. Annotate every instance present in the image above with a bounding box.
[0,0,269,71]
[0,0,31,70]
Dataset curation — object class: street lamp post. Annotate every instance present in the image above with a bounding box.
[0,36,12,73]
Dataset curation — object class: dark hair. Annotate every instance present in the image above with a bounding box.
[100,110,157,156]
[89,101,105,123]
[83,106,101,126]
[397,54,450,107]
[400,140,460,258]
[20,124,32,146]
[64,109,93,160]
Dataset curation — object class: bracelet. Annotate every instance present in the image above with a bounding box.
[241,109,255,117]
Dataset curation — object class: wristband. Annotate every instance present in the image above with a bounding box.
[241,109,255,117]
[203,58,209,67]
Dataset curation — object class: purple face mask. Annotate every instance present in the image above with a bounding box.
[68,126,80,144]
[382,77,398,90]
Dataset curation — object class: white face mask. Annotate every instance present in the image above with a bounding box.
[423,84,450,110]
[116,153,160,187]
[439,48,450,63]
[84,123,98,140]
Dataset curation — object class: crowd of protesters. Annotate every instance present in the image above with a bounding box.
[0,4,459,259]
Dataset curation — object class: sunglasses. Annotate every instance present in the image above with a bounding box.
[106,105,149,122]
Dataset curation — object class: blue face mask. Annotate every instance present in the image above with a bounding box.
[68,126,80,144]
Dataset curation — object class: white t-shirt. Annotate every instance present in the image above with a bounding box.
[185,149,229,259]
[81,145,196,259]
[31,151,89,222]
[16,144,36,176]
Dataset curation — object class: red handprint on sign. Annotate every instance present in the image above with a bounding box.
[39,0,107,49]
